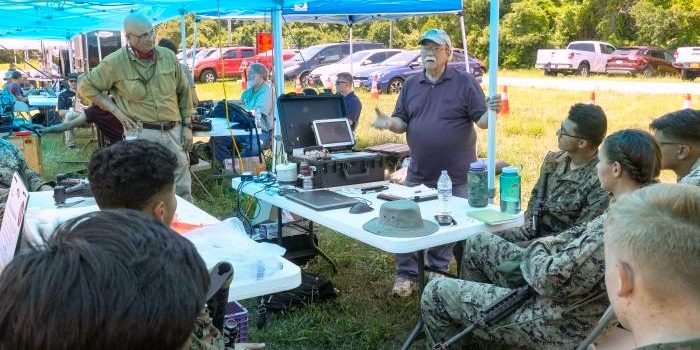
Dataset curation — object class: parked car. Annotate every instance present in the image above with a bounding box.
[535,41,616,76]
[193,46,256,83]
[282,41,385,85]
[352,50,484,94]
[673,46,700,81]
[186,48,217,69]
[605,46,677,77]
[308,49,404,86]
[240,49,299,73]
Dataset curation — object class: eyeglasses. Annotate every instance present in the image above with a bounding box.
[335,80,350,85]
[127,30,154,42]
[557,125,587,139]
[420,46,448,54]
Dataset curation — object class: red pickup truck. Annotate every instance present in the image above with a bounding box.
[193,46,256,83]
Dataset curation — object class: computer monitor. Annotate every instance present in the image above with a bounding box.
[312,118,355,149]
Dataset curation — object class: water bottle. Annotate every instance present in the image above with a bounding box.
[468,161,488,207]
[437,170,452,216]
[500,166,521,214]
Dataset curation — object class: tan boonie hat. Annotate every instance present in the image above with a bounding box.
[362,200,439,238]
[418,28,452,47]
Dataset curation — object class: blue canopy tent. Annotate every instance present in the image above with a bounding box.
[196,0,501,190]
[0,0,501,200]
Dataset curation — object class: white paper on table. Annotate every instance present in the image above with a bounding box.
[0,173,28,272]
[382,184,437,199]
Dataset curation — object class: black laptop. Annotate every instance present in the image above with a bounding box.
[284,189,359,211]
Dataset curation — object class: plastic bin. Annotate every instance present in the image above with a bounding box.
[224,301,248,343]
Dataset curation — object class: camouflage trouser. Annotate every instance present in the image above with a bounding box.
[420,232,601,349]
[459,232,525,285]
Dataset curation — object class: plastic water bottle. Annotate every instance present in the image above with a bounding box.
[468,161,488,208]
[500,166,521,214]
[437,170,452,215]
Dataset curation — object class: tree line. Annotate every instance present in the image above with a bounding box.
[156,0,699,69]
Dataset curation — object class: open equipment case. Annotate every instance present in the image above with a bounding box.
[277,94,385,188]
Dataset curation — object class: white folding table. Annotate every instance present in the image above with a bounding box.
[22,191,301,301]
[231,178,523,348]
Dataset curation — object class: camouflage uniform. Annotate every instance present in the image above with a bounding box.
[0,138,50,222]
[191,307,227,350]
[421,213,610,350]
[190,265,235,350]
[498,151,610,243]
[678,158,700,187]
[635,338,700,350]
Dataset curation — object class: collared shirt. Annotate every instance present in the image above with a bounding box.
[79,46,192,123]
[0,139,49,222]
[343,91,362,130]
[392,66,486,187]
[241,81,274,132]
[635,338,700,349]
[499,151,611,241]
[679,158,700,187]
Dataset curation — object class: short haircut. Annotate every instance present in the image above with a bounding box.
[158,38,178,54]
[0,209,209,349]
[605,184,700,298]
[567,103,608,147]
[11,71,21,80]
[602,129,661,185]
[88,139,177,210]
[336,72,353,83]
[649,109,700,144]
[247,63,268,80]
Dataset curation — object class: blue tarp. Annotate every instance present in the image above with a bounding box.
[0,0,462,40]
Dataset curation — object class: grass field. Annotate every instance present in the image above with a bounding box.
[37,78,682,349]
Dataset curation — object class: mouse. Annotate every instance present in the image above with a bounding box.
[349,202,374,214]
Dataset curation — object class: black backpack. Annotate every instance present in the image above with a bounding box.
[207,100,256,130]
[256,272,338,329]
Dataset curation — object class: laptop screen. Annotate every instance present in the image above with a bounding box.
[312,118,355,149]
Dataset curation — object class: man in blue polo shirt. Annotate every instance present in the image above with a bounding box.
[373,28,499,297]
[335,72,362,131]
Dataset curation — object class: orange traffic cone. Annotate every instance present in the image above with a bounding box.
[370,75,379,100]
[241,69,248,90]
[683,94,692,109]
[295,75,302,94]
[588,91,596,105]
[499,86,510,115]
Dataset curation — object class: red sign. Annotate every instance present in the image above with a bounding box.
[256,32,273,53]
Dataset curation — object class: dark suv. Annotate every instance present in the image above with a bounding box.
[282,41,384,85]
[605,46,678,77]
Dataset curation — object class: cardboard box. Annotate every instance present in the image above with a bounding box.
[8,134,43,175]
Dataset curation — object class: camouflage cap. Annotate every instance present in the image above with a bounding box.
[419,28,452,47]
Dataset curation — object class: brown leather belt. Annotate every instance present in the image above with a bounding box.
[141,121,177,131]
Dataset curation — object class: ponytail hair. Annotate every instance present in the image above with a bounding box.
[602,129,661,185]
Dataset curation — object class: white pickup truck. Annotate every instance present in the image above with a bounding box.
[535,41,616,76]
[673,47,700,81]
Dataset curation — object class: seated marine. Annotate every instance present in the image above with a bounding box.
[421,129,661,350]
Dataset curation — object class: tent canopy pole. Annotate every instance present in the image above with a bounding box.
[487,0,500,202]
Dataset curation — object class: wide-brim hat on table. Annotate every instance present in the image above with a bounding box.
[362,200,439,238]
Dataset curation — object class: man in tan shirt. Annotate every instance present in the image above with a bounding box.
[79,13,194,201]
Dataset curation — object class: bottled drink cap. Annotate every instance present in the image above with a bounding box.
[502,166,519,174]
[470,161,486,171]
